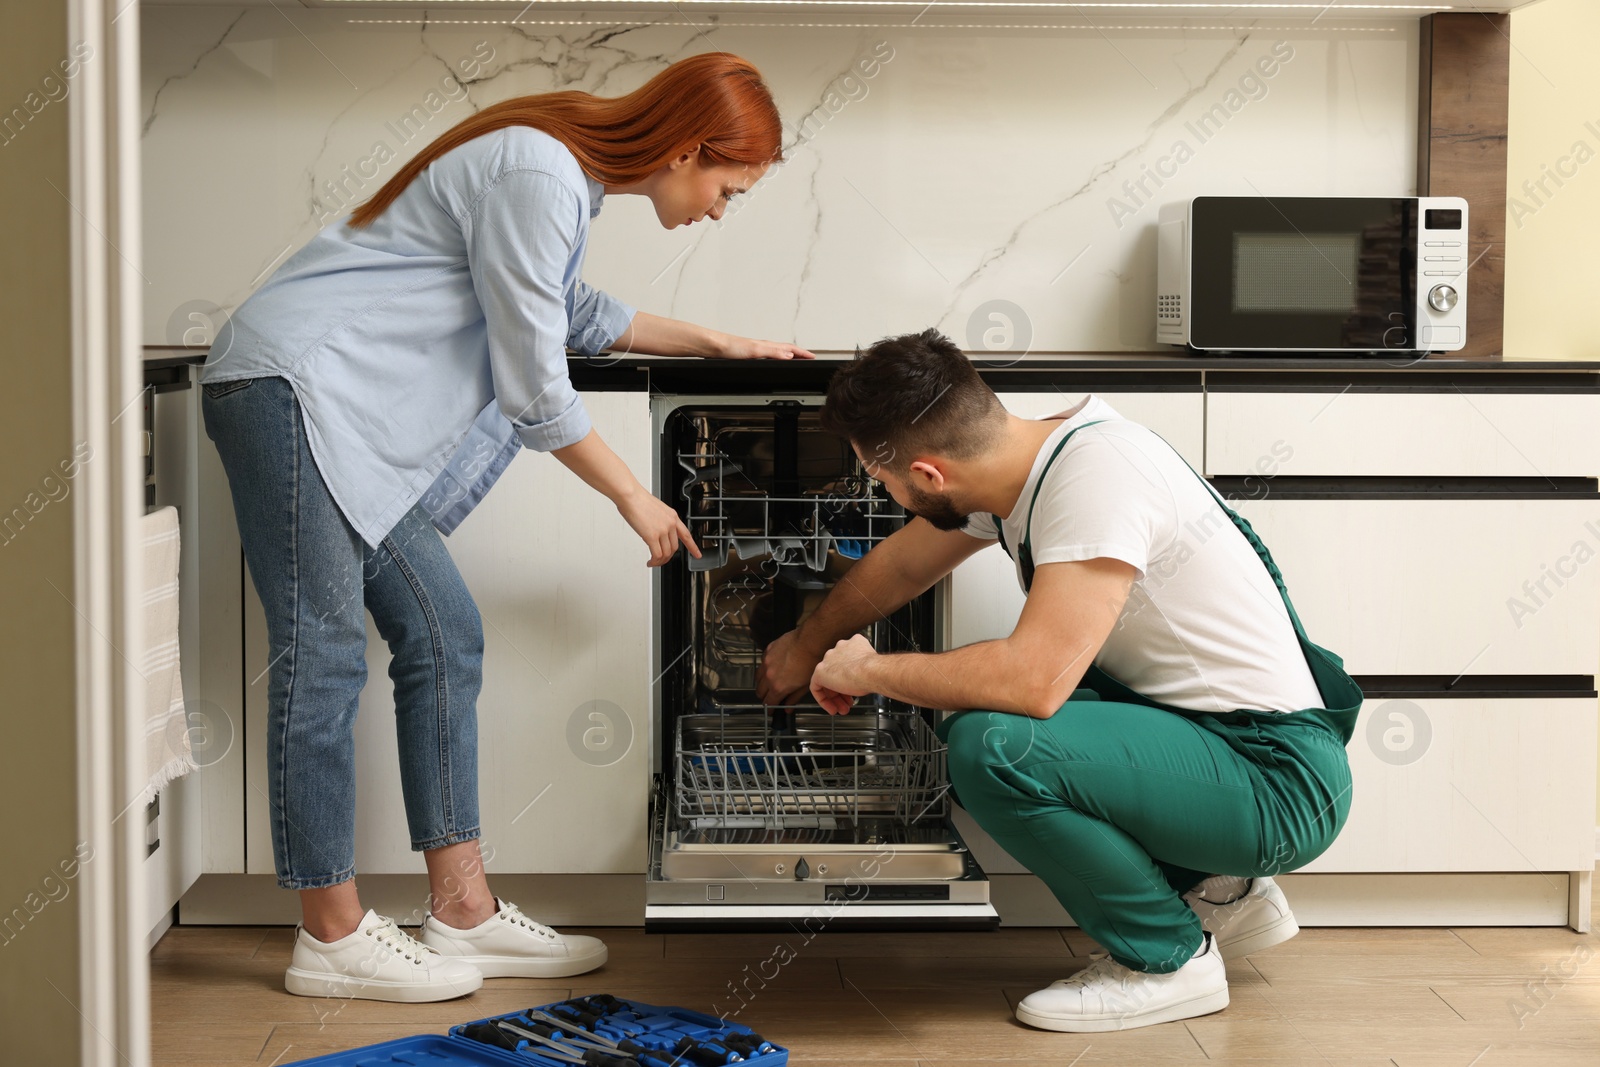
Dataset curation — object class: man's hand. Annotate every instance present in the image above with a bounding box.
[810,635,879,716]
[756,630,824,707]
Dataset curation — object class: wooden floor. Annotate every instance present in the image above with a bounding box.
[151,920,1600,1066]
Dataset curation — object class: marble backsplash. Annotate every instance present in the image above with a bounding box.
[141,8,1418,354]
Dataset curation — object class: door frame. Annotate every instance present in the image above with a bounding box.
[69,0,149,1063]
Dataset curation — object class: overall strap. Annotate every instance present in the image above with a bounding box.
[1120,429,1364,736]
[1150,438,1321,640]
[991,419,1110,571]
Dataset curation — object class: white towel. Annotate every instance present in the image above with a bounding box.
[140,506,194,802]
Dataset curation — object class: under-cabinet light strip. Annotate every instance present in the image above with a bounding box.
[344,17,1405,28]
[324,1,1453,7]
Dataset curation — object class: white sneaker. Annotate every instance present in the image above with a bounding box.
[1015,932,1229,1032]
[1184,876,1299,960]
[420,897,608,979]
[284,910,483,1002]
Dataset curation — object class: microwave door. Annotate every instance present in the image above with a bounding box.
[1189,197,1417,352]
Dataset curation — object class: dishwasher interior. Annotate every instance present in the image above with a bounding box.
[646,400,996,930]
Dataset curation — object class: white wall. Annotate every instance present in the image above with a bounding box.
[140,10,1418,353]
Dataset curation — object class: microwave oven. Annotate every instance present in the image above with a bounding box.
[1156,196,1469,354]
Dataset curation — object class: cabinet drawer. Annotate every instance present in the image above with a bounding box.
[1300,697,1597,873]
[1232,498,1600,676]
[995,390,1204,470]
[1207,392,1600,478]
[954,496,1600,678]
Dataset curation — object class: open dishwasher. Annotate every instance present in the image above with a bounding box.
[645,399,997,930]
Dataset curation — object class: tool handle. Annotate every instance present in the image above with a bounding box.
[729,1036,777,1062]
[580,1053,636,1067]
[570,993,630,1015]
[552,1005,608,1030]
[631,1053,679,1067]
[675,1036,743,1065]
[462,1022,520,1051]
[722,1033,777,1056]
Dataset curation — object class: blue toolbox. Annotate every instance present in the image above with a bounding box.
[285,994,788,1067]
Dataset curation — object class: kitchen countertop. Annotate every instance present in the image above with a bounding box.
[142,348,1600,393]
[560,353,1600,394]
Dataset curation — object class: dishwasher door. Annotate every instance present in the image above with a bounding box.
[645,399,997,931]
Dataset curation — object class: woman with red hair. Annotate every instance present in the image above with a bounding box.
[199,54,804,1002]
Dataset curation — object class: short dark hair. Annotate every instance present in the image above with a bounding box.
[821,328,1005,474]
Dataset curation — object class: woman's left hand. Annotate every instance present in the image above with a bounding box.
[715,334,816,360]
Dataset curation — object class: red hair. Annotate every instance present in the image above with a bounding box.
[347,53,783,228]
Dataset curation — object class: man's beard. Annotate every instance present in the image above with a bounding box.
[906,483,971,532]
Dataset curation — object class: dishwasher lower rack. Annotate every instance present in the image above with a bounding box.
[673,708,950,826]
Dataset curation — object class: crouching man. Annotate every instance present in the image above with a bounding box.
[756,329,1361,1033]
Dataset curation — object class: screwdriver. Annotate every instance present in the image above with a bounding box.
[522,1012,682,1067]
[566,993,632,1016]
[674,1035,746,1066]
[550,1003,762,1063]
[496,1021,639,1067]
[527,1009,626,1042]
[460,1021,520,1051]
[503,1018,614,1052]
[548,1004,618,1032]
[531,1017,617,1036]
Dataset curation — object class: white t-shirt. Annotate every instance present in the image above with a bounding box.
[963,396,1324,714]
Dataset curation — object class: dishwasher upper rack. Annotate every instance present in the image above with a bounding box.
[674,708,950,826]
[677,451,907,572]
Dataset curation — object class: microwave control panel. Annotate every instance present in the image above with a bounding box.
[1415,197,1470,352]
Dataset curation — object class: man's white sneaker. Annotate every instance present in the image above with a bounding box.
[284,910,483,1002]
[420,898,608,979]
[1184,876,1299,961]
[1015,932,1229,1033]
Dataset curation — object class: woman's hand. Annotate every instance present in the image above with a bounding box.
[552,430,700,567]
[611,312,814,360]
[616,489,701,567]
[810,634,879,716]
[713,334,816,361]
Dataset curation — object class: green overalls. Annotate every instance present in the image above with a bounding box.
[938,422,1362,973]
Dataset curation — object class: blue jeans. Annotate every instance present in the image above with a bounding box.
[202,375,482,889]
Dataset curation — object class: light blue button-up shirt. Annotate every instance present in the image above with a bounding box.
[200,126,636,548]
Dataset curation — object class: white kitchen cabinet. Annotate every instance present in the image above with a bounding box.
[1207,390,1600,478]
[1302,697,1597,874]
[1229,497,1600,677]
[196,375,1596,928]
[941,385,1597,929]
[243,391,652,877]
